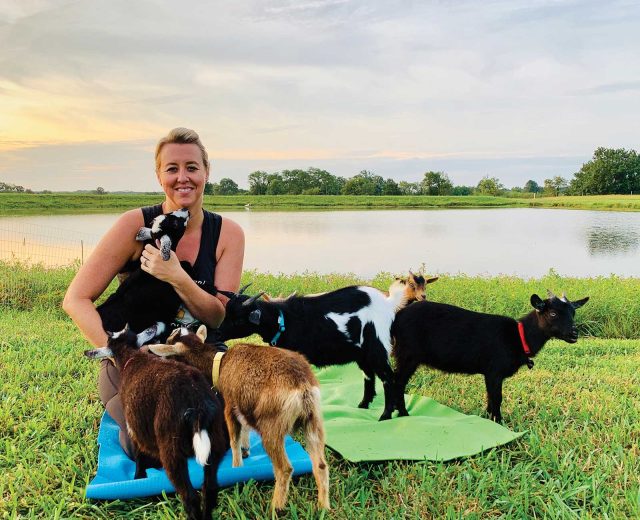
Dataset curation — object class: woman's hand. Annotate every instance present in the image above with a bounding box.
[140,244,189,286]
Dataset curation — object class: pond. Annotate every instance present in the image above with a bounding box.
[1,208,639,278]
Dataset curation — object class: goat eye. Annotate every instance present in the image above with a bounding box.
[549,311,557,318]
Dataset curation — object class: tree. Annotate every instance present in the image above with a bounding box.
[524,180,540,193]
[248,171,269,195]
[569,147,640,195]
[452,185,473,195]
[204,181,215,195]
[398,181,421,195]
[94,186,106,195]
[342,170,385,195]
[218,178,239,195]
[420,171,453,195]
[476,176,505,196]
[543,176,568,197]
[382,178,401,195]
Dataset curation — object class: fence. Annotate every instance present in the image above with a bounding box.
[0,222,101,309]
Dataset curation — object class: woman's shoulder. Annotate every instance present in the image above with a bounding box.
[114,208,146,231]
[219,215,244,239]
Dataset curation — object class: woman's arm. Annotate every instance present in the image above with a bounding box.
[63,210,145,347]
[140,216,245,328]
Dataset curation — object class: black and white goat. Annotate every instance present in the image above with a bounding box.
[391,290,589,422]
[84,324,227,520]
[216,284,399,420]
[97,208,191,338]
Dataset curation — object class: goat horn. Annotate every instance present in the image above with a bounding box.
[242,291,266,307]
[561,292,568,302]
[239,283,252,295]
[546,289,557,299]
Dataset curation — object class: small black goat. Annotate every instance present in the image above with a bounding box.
[97,208,191,337]
[217,284,398,420]
[85,324,227,520]
[391,291,589,422]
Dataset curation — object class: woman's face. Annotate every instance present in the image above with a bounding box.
[157,143,209,210]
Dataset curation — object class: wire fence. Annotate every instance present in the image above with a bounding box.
[0,222,101,309]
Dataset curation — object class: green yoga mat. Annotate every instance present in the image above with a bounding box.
[316,364,524,462]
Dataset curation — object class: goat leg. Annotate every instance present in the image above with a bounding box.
[393,358,420,417]
[224,406,244,467]
[357,367,376,409]
[240,426,250,459]
[484,373,504,423]
[262,435,293,511]
[376,361,396,421]
[162,451,202,520]
[133,450,162,480]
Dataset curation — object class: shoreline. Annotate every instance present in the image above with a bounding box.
[2,193,640,216]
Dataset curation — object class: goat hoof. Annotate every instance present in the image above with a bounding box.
[357,401,371,409]
[397,410,409,417]
[241,447,250,459]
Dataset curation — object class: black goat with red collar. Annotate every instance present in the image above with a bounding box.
[391,291,589,423]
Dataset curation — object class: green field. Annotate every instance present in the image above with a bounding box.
[1,265,638,518]
[2,192,640,216]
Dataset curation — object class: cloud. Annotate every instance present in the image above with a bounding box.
[0,0,638,190]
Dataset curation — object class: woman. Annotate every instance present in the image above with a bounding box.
[64,127,244,455]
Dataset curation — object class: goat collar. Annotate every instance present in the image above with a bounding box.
[211,351,225,389]
[517,321,535,369]
[270,309,285,346]
[122,357,134,373]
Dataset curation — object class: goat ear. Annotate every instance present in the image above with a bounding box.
[571,296,589,309]
[136,323,164,348]
[530,294,546,312]
[249,309,261,325]
[135,227,153,242]
[196,324,207,342]
[426,277,439,284]
[159,235,172,261]
[148,343,185,357]
[84,347,113,359]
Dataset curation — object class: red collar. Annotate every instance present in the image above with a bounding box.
[517,321,531,356]
[122,357,134,372]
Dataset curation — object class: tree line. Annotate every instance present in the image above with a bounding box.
[3,147,638,196]
[205,147,640,197]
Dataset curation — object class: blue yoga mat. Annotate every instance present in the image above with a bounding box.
[85,412,313,500]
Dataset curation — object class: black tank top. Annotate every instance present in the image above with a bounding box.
[121,203,222,297]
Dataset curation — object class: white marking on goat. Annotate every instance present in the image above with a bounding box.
[193,430,211,466]
[324,286,395,354]
[151,214,166,234]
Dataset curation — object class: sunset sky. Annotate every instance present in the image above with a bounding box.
[1,0,639,191]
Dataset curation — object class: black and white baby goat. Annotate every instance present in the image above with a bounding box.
[85,324,227,520]
[391,290,589,423]
[217,284,399,420]
[97,208,191,338]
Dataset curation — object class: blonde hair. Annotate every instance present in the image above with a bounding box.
[155,127,210,172]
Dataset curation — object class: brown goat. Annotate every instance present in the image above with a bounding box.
[149,325,330,512]
[384,271,438,310]
[85,325,227,520]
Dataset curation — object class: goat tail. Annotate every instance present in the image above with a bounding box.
[193,429,211,466]
[184,407,214,467]
[301,385,325,448]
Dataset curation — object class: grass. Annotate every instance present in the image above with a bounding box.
[2,193,640,216]
[1,268,639,518]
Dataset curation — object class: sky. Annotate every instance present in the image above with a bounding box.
[1,0,639,192]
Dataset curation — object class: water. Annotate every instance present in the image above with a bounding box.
[1,208,639,278]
